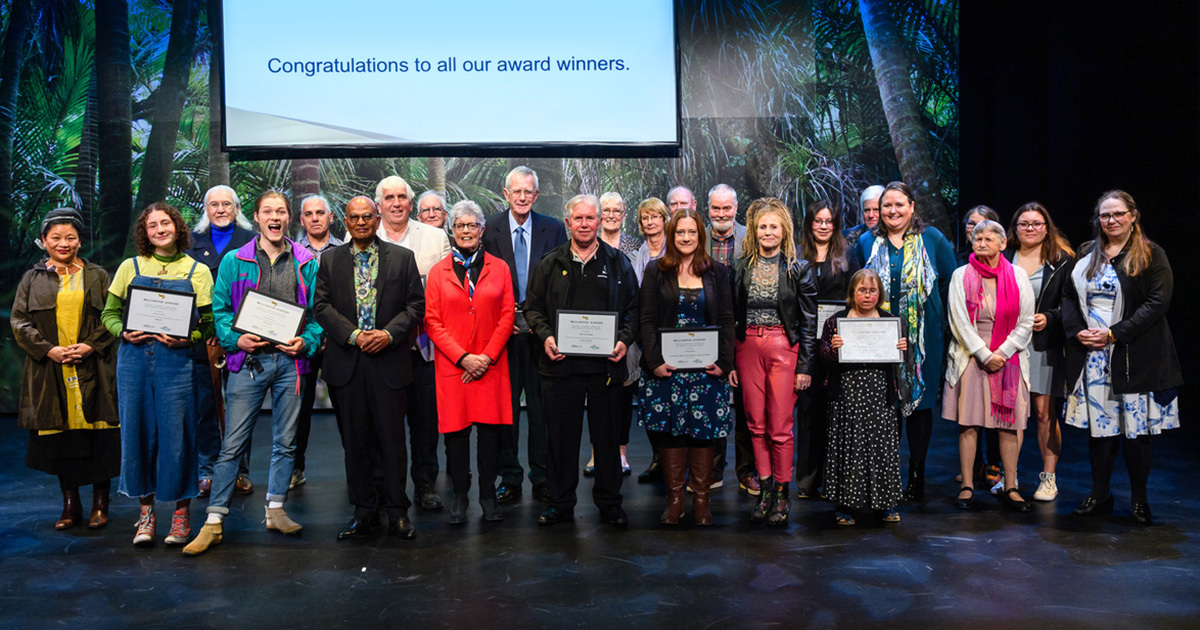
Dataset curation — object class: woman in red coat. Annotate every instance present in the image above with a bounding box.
[425,200,516,524]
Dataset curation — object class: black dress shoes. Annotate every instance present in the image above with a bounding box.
[337,516,376,540]
[999,487,1033,512]
[537,507,573,526]
[1131,502,1153,525]
[448,494,468,525]
[532,483,552,503]
[1072,493,1114,517]
[955,486,975,510]
[418,484,444,510]
[387,515,417,540]
[600,505,629,527]
[496,483,522,504]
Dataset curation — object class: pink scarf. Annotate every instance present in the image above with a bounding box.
[964,253,1020,424]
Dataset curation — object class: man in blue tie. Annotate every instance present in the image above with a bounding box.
[482,166,568,505]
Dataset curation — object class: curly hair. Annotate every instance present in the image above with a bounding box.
[134,202,191,258]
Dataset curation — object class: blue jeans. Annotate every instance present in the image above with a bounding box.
[194,361,251,480]
[207,353,304,513]
[117,341,198,503]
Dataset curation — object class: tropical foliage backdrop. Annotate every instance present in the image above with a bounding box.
[0,0,958,410]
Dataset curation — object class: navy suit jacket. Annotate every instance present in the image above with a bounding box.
[187,224,256,275]
[481,209,568,305]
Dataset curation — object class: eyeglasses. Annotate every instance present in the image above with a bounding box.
[346,215,377,224]
[1016,222,1046,230]
[964,220,978,229]
[418,207,444,215]
[452,222,481,231]
[812,219,834,227]
[207,201,234,209]
[855,287,880,296]
[601,208,624,216]
[1098,210,1131,224]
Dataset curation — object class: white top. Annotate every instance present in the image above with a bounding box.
[944,263,1035,388]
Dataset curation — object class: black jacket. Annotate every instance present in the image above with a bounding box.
[1004,249,1073,353]
[187,224,256,275]
[639,261,735,376]
[314,238,425,389]
[1062,241,1182,395]
[525,240,639,380]
[731,256,819,375]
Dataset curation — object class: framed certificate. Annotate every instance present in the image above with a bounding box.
[124,285,196,339]
[660,326,718,371]
[555,310,618,357]
[816,300,843,336]
[837,317,903,363]
[232,289,307,345]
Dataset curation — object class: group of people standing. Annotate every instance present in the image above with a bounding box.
[11,166,1180,553]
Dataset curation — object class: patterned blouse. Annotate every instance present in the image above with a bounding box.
[746,253,782,326]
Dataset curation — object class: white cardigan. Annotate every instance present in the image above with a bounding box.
[944,264,1036,388]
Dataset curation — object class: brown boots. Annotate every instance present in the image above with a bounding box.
[55,488,83,530]
[659,447,716,526]
[88,482,111,529]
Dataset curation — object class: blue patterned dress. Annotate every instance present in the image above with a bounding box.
[1065,264,1179,438]
[639,288,732,439]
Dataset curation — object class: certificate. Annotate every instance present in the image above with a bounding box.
[232,289,307,345]
[124,285,196,339]
[837,317,903,363]
[555,310,618,357]
[660,327,718,371]
[816,300,842,336]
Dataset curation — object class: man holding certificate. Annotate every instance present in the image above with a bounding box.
[183,191,324,556]
[524,194,639,527]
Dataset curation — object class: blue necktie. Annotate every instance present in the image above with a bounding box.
[515,226,528,303]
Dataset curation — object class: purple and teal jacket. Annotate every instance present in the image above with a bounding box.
[212,238,324,375]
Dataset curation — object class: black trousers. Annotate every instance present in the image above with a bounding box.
[542,374,624,511]
[499,333,548,487]
[294,351,325,472]
[445,424,503,497]
[406,354,440,487]
[330,362,410,520]
[714,387,755,479]
[794,387,829,493]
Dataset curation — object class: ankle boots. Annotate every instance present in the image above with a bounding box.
[55,488,83,530]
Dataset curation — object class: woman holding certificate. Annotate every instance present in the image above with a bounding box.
[1005,202,1075,501]
[852,181,956,502]
[795,200,860,500]
[821,269,907,525]
[1063,190,1180,525]
[943,220,1035,511]
[425,200,516,524]
[730,198,819,527]
[100,202,215,546]
[639,208,734,526]
[12,208,120,531]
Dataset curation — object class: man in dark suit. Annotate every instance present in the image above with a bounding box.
[481,166,568,505]
[314,196,425,540]
[187,184,257,497]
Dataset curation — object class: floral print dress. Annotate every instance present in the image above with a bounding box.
[639,288,731,439]
[1065,263,1179,438]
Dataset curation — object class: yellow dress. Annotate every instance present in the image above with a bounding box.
[38,267,117,436]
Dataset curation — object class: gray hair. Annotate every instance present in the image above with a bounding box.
[971,219,1007,241]
[300,194,331,213]
[859,185,885,211]
[707,183,737,205]
[447,200,485,233]
[416,190,447,210]
[505,166,539,191]
[598,191,624,209]
[374,175,414,207]
[667,186,694,206]
[565,193,599,216]
[195,184,252,232]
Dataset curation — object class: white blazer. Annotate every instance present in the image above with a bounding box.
[377,219,452,278]
[944,263,1035,388]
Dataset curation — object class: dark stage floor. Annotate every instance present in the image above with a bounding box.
[1,410,1198,629]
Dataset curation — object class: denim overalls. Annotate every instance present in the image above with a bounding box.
[117,258,201,502]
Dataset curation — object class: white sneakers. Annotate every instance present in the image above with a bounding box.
[1033,472,1059,501]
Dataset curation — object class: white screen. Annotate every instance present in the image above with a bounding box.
[220,0,679,153]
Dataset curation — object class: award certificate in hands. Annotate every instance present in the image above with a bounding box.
[232,289,307,345]
[124,285,196,339]
[837,317,903,363]
[556,310,618,357]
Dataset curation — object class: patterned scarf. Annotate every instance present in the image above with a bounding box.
[965,253,1021,425]
[452,247,481,298]
[866,232,936,415]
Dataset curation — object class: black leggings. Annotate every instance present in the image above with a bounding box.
[59,478,109,493]
[444,424,503,497]
[905,409,934,466]
[1089,434,1153,503]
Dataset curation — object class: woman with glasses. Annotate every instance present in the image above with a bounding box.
[1064,190,1180,525]
[1005,202,1075,501]
[852,182,957,502]
[794,201,860,500]
[944,220,1036,512]
[424,200,516,523]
